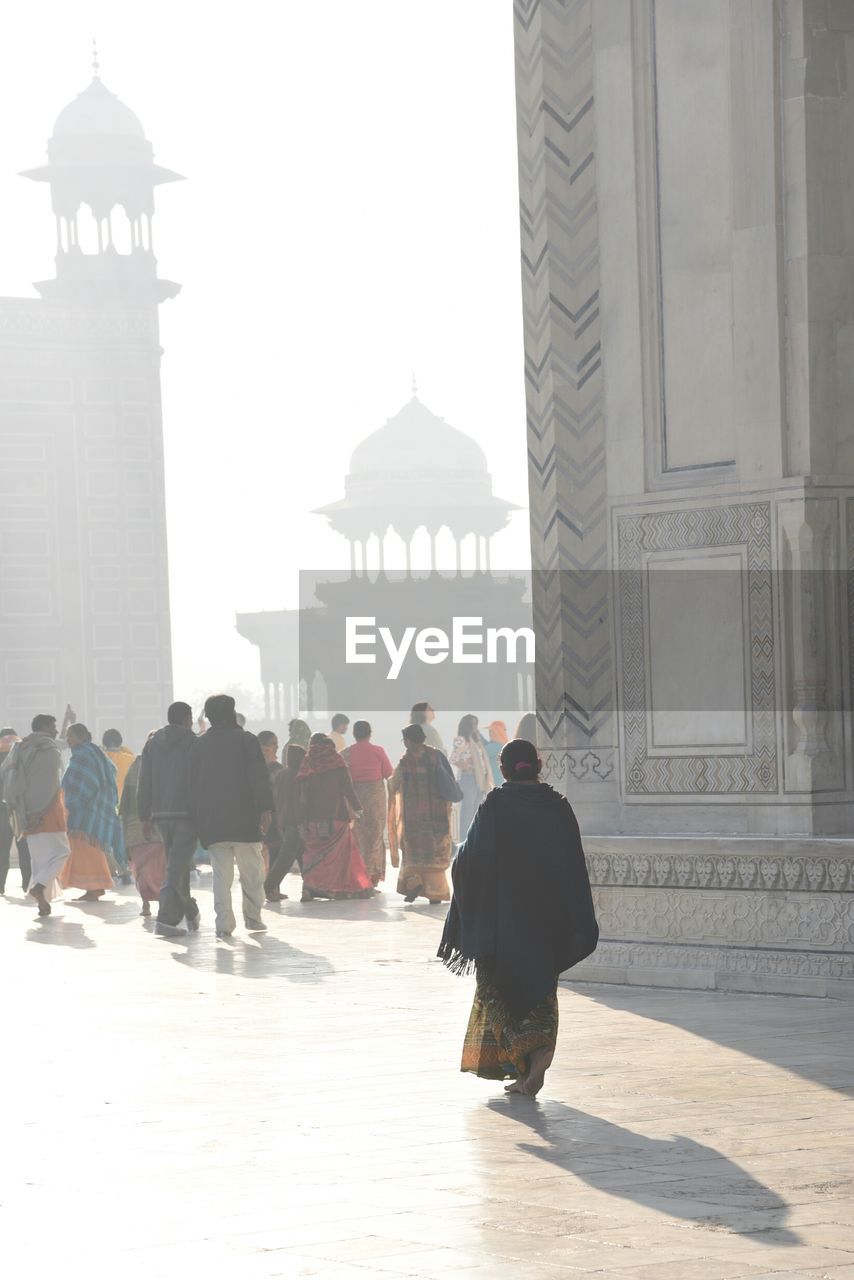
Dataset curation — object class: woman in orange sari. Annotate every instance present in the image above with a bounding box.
[60,724,124,901]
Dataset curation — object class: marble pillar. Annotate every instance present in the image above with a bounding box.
[514,0,854,996]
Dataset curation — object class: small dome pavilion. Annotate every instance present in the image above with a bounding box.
[314,386,518,572]
[20,57,183,302]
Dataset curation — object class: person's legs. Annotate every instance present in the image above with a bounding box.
[17,837,31,892]
[234,842,265,928]
[26,832,69,912]
[0,813,12,893]
[208,843,237,935]
[157,819,197,928]
[171,822,199,928]
[264,827,301,899]
[519,1046,556,1097]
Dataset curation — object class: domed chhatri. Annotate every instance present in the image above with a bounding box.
[349,395,489,478]
[315,390,518,573]
[53,76,146,139]
[20,71,183,303]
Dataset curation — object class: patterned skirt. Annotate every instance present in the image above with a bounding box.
[461,975,559,1080]
[301,820,373,899]
[353,779,387,885]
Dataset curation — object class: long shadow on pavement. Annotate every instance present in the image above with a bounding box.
[168,932,335,983]
[486,1096,800,1244]
[25,918,96,949]
[274,896,408,925]
[63,898,144,927]
[571,983,854,1098]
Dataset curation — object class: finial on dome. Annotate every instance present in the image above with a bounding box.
[91,36,101,80]
[411,372,418,400]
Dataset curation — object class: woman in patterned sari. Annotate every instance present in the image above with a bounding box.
[295,734,372,901]
[60,724,125,902]
[438,738,598,1097]
[387,723,462,904]
[450,714,493,844]
[342,721,393,887]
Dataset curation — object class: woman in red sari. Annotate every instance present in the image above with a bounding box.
[295,734,372,901]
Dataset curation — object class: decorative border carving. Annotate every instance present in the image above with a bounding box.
[573,939,854,980]
[514,1,612,746]
[617,502,777,794]
[542,748,615,784]
[0,303,158,345]
[587,849,854,893]
[591,885,854,950]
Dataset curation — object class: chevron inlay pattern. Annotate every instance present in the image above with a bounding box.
[514,0,611,753]
[617,503,778,795]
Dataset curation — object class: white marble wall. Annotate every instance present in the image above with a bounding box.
[515,0,854,995]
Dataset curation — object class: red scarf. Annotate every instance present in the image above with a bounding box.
[296,740,346,778]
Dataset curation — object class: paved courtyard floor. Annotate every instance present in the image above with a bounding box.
[3,867,853,1279]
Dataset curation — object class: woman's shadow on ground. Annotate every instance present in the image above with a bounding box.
[485,1096,801,1246]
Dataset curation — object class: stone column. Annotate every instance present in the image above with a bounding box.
[514,0,618,820]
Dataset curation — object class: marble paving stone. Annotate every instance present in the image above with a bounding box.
[3,871,854,1279]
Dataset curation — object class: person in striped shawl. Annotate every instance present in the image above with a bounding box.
[60,724,125,902]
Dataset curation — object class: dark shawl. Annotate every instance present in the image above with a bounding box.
[438,781,598,1017]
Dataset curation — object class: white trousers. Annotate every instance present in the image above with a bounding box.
[208,841,265,933]
[28,831,70,901]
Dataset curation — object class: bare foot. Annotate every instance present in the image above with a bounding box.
[141,902,151,917]
[29,883,51,916]
[504,1078,527,1095]
[30,883,51,916]
[75,890,104,902]
[521,1047,554,1098]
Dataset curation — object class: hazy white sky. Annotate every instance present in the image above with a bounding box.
[0,2,530,703]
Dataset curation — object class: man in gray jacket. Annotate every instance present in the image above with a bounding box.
[138,701,198,936]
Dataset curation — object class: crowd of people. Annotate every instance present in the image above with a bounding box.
[0,698,598,1098]
[0,699,537,928]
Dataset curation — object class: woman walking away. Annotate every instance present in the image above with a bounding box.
[119,750,166,917]
[410,702,445,754]
[450,715,492,843]
[438,738,598,1098]
[388,723,463,904]
[343,721,393,887]
[267,728,309,900]
[295,734,372,901]
[0,714,69,916]
[484,721,508,787]
[60,725,125,901]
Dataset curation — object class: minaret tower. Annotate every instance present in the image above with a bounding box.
[20,42,183,303]
[0,52,182,741]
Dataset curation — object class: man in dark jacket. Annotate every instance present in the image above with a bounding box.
[138,701,198,936]
[191,694,273,938]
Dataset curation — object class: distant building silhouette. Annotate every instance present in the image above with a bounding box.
[0,70,181,741]
[314,386,518,573]
[237,389,529,724]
